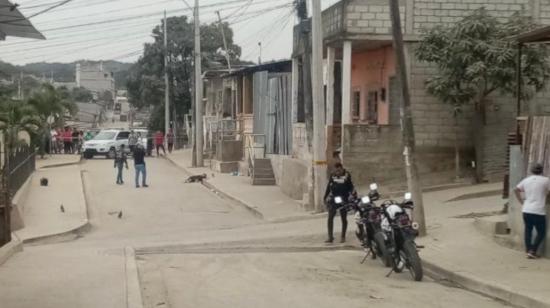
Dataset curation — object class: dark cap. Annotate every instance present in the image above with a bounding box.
[531,163,544,175]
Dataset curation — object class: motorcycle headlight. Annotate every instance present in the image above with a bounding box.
[370,183,378,191]
[334,196,343,204]
[404,192,412,200]
[361,196,370,204]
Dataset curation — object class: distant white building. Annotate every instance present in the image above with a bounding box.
[76,62,115,96]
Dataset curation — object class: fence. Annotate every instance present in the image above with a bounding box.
[0,144,36,246]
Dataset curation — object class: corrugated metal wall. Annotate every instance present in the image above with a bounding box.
[252,71,293,155]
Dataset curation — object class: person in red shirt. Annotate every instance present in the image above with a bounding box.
[63,127,73,154]
[154,130,166,157]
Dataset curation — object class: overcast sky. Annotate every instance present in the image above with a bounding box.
[0,0,340,65]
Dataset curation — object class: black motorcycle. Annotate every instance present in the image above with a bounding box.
[354,184,392,267]
[379,193,423,281]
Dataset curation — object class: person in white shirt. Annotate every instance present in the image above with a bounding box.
[514,163,550,259]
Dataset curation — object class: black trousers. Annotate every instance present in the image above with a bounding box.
[523,213,546,253]
[156,144,166,156]
[327,205,348,240]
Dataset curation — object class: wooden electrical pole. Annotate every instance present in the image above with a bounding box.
[216,11,232,72]
[194,0,204,167]
[311,0,327,212]
[164,11,170,148]
[388,0,426,236]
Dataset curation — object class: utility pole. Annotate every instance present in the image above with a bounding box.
[216,11,232,72]
[311,0,327,212]
[258,42,262,64]
[388,0,426,236]
[194,0,204,166]
[18,71,22,100]
[164,11,170,148]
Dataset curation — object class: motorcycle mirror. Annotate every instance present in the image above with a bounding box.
[361,196,370,204]
[334,196,343,204]
[404,192,412,200]
[370,183,378,191]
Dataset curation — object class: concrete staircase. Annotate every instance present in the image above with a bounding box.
[252,158,276,186]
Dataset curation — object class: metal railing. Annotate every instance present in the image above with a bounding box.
[244,134,266,176]
[0,144,36,246]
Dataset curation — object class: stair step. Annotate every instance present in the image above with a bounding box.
[252,178,276,186]
[253,159,272,168]
[253,173,275,179]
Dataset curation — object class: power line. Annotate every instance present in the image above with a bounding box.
[3,0,75,23]
[2,0,295,63]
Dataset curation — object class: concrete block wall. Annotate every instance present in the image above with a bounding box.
[342,124,475,191]
[409,44,474,149]
[345,0,405,34]
[413,0,531,35]
[540,0,550,23]
[322,1,344,37]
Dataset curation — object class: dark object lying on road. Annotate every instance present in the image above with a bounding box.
[40,178,48,186]
[185,174,207,183]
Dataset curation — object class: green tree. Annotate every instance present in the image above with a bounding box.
[70,87,93,102]
[27,84,78,155]
[415,8,550,180]
[0,100,40,150]
[127,16,243,132]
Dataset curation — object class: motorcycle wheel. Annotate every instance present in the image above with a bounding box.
[403,240,423,281]
[373,232,391,268]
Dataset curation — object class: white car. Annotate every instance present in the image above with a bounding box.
[82,129,130,159]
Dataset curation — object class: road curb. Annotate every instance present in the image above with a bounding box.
[423,259,550,308]
[19,166,91,245]
[164,155,265,220]
[125,247,144,308]
[0,234,23,266]
[37,156,83,170]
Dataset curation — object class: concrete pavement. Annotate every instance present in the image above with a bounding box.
[14,165,88,243]
[0,157,260,308]
[161,151,550,308]
[166,150,314,222]
[36,154,81,169]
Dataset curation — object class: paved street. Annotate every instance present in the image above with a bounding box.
[0,157,509,308]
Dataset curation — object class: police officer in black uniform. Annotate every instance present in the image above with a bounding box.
[324,162,355,243]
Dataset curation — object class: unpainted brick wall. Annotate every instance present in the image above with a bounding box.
[413,0,531,35]
[409,43,474,149]
[345,0,405,34]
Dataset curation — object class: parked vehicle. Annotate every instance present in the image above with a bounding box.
[379,193,423,281]
[82,129,130,159]
[354,183,391,267]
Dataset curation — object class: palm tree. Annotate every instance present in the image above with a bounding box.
[0,100,41,153]
[0,99,40,245]
[27,84,77,156]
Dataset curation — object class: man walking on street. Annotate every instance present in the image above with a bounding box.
[114,144,129,185]
[514,163,550,259]
[154,130,166,157]
[167,128,175,153]
[133,143,148,188]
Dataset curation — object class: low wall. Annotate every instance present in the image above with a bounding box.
[342,124,474,191]
[277,157,309,201]
[216,140,243,162]
[10,173,34,231]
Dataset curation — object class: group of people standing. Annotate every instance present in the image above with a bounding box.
[113,143,148,188]
[113,128,176,188]
[50,127,95,155]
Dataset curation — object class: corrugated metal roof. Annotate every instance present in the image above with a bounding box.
[0,0,45,40]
